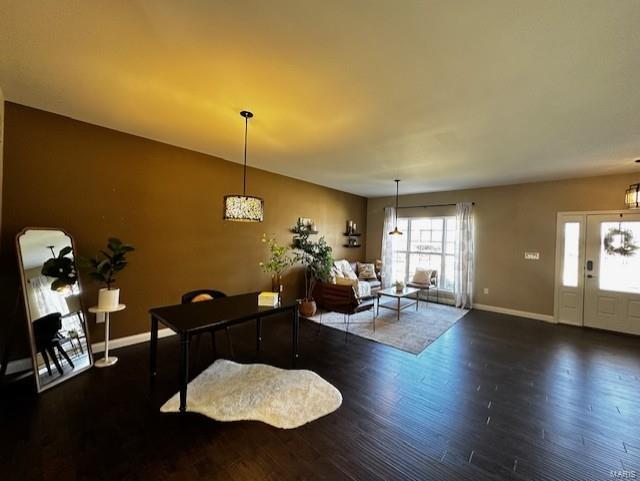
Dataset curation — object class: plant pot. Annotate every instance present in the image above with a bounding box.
[299,299,317,318]
[98,288,120,310]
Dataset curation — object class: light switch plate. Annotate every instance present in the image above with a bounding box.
[96,312,106,324]
[524,252,540,260]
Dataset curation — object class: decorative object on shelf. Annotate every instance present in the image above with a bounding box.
[88,304,126,367]
[223,111,264,222]
[389,179,403,236]
[625,182,639,209]
[604,225,638,257]
[79,238,135,310]
[292,221,334,317]
[295,217,318,234]
[343,220,361,247]
[41,245,78,292]
[260,233,294,302]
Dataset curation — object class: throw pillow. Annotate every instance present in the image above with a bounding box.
[335,259,358,280]
[329,266,341,284]
[335,277,358,287]
[357,262,377,280]
[412,267,434,285]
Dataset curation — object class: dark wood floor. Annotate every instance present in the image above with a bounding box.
[2,309,640,481]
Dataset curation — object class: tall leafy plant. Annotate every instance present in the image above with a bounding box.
[79,238,135,289]
[259,234,294,277]
[291,220,333,300]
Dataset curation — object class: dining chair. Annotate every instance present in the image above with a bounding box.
[181,290,235,360]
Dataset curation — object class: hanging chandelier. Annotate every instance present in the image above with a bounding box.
[223,111,264,222]
[625,183,639,209]
[389,179,403,236]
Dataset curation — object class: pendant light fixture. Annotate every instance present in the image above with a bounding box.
[389,179,403,236]
[625,159,640,209]
[223,110,264,222]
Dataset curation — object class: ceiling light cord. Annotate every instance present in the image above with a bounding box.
[395,179,400,225]
[243,114,248,196]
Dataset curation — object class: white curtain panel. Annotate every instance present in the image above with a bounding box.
[454,202,475,309]
[29,275,70,319]
[380,207,395,288]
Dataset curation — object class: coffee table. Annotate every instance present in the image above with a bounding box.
[377,287,420,320]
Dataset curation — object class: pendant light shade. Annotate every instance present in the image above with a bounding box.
[389,179,403,236]
[223,194,264,222]
[223,111,264,222]
[625,183,639,209]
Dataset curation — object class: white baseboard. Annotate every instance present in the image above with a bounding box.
[473,303,556,323]
[4,328,176,375]
[91,327,175,353]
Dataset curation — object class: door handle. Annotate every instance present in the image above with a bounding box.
[586,260,593,271]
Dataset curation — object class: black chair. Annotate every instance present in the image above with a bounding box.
[181,290,234,360]
[33,312,75,376]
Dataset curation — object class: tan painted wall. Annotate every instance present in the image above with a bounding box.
[0,103,367,358]
[366,173,640,316]
[0,91,4,246]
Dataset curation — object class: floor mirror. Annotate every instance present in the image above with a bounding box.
[16,228,93,392]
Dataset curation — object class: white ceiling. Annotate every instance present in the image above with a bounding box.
[1,1,639,197]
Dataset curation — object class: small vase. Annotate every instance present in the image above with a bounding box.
[98,288,120,310]
[271,274,283,302]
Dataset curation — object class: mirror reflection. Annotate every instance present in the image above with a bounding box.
[17,229,93,391]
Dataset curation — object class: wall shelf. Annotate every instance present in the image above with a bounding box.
[343,244,362,248]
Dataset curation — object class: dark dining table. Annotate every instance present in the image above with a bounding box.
[149,292,300,413]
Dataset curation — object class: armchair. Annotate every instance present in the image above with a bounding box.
[406,269,439,305]
[312,282,376,336]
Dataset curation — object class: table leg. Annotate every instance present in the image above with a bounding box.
[150,317,158,387]
[292,308,299,367]
[256,317,262,353]
[397,298,400,321]
[179,333,190,413]
[104,313,111,360]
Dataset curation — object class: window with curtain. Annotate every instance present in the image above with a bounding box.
[391,216,457,289]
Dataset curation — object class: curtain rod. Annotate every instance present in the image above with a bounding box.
[392,202,475,210]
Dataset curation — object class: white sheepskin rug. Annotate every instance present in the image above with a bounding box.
[160,359,342,429]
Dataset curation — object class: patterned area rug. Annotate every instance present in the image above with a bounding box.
[161,359,342,429]
[307,302,468,354]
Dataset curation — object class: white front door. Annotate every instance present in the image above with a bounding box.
[583,213,640,335]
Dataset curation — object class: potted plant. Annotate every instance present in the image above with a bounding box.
[292,221,333,317]
[80,238,135,309]
[259,233,295,300]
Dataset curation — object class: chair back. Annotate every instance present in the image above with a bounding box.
[33,312,63,349]
[181,289,227,304]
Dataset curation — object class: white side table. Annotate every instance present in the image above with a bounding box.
[89,304,126,368]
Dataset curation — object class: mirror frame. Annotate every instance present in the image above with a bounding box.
[15,227,94,392]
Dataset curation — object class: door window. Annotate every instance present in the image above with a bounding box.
[599,221,640,294]
[562,222,580,287]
